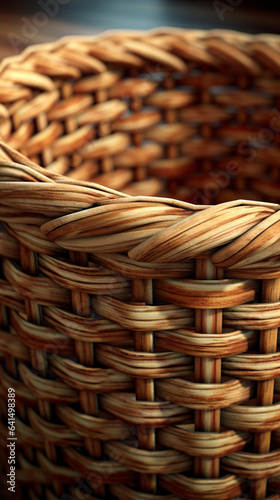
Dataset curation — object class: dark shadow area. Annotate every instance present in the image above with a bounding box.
[3,0,280,32]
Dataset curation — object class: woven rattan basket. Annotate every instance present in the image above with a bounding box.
[1,28,280,500]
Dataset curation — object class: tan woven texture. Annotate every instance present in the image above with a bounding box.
[0,28,280,500]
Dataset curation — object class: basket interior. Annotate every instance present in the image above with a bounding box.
[0,30,280,204]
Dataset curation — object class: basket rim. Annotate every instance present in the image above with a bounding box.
[0,139,279,216]
[1,27,280,74]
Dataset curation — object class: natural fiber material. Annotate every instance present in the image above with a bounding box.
[0,28,280,500]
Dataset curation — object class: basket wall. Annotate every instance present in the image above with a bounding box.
[0,29,280,500]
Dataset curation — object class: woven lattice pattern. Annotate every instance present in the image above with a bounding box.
[0,29,280,500]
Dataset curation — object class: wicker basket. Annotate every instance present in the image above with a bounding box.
[1,28,280,500]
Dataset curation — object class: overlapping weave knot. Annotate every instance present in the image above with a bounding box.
[1,141,280,276]
[40,198,280,276]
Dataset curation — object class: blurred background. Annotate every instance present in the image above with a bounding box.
[0,0,279,60]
